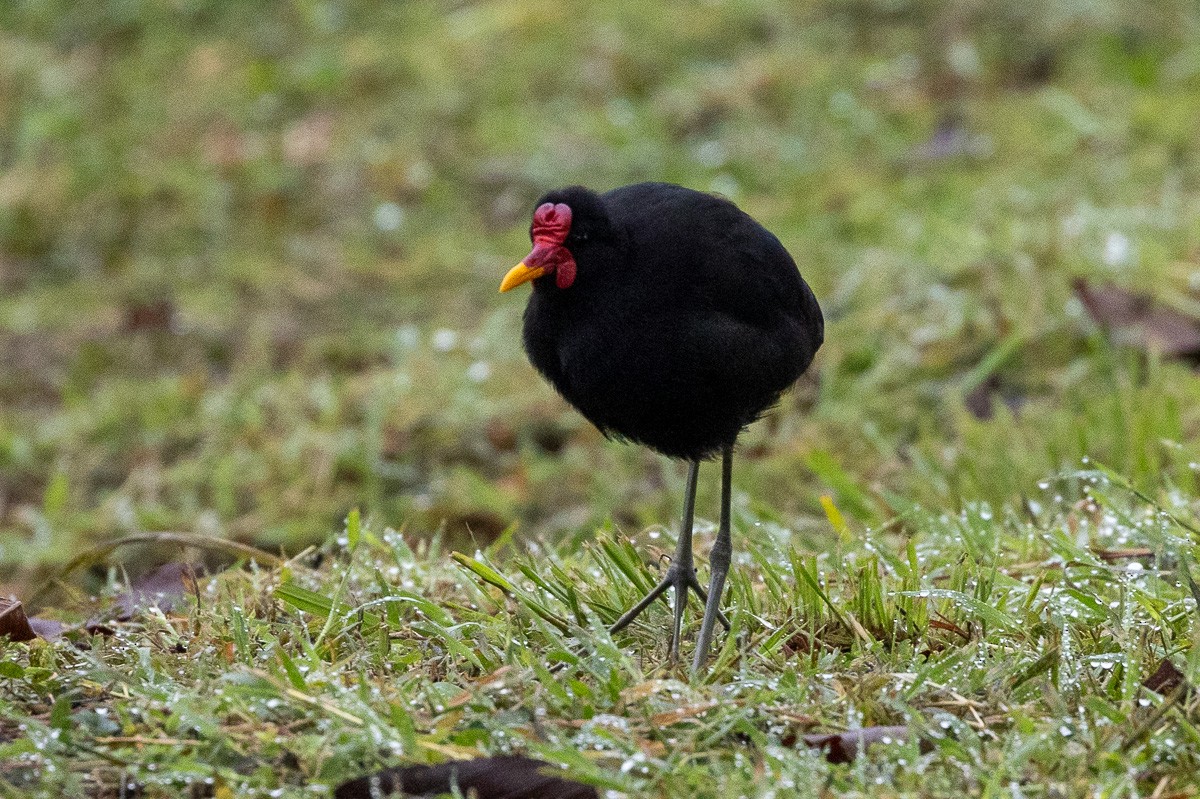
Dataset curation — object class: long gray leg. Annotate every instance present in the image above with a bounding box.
[692,446,734,673]
[610,461,702,661]
[687,573,731,632]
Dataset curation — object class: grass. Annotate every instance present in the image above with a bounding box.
[3,0,1200,795]
[2,472,1199,796]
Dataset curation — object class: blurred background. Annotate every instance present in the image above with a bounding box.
[4,0,1200,590]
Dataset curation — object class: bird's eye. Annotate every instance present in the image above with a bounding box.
[573,231,589,243]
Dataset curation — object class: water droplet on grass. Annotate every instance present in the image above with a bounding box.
[373,202,405,232]
[466,361,491,382]
[1103,232,1132,267]
[432,329,459,352]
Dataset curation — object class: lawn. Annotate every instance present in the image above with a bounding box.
[2,0,1200,796]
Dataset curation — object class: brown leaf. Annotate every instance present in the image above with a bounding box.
[963,374,1000,421]
[444,511,509,544]
[929,615,971,641]
[115,562,195,621]
[649,700,720,727]
[3,564,195,642]
[202,122,250,168]
[333,756,598,799]
[963,372,1028,421]
[123,299,176,333]
[0,598,36,642]
[485,419,518,452]
[1092,547,1154,562]
[1073,280,1200,358]
[283,112,334,166]
[26,617,65,641]
[1144,659,1190,697]
[802,725,921,764]
[620,679,671,703]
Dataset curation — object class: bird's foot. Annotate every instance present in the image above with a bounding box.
[609,564,731,663]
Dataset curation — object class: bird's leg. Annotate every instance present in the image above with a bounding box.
[685,571,730,631]
[692,446,734,673]
[609,460,702,661]
[665,461,700,661]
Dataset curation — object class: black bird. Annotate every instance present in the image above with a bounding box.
[500,182,823,670]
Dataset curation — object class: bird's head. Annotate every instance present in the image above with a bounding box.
[499,187,614,293]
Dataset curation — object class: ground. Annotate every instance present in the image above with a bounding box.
[1,0,1200,796]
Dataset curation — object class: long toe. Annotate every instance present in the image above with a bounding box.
[666,567,695,663]
[610,565,708,663]
[686,571,730,631]
[608,575,672,635]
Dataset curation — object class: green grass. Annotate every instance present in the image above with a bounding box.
[2,474,1199,796]
[3,0,1200,795]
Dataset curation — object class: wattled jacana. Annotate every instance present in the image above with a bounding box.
[500,182,823,670]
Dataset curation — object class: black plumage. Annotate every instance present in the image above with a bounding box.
[500,182,823,670]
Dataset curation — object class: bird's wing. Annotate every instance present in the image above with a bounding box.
[696,226,823,341]
[613,186,822,339]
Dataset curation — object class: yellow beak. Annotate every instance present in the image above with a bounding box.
[499,262,546,292]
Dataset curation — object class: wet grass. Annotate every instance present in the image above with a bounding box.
[3,0,1200,795]
[2,473,1199,796]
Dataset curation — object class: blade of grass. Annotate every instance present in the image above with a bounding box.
[452,552,569,632]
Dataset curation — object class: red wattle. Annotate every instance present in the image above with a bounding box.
[555,257,576,289]
[522,242,578,289]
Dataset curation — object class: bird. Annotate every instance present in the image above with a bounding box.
[499,182,823,671]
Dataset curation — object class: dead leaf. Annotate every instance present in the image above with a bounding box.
[446,691,473,710]
[1093,547,1154,562]
[283,112,334,166]
[620,679,672,703]
[447,666,516,708]
[929,615,971,641]
[26,617,64,641]
[912,115,991,162]
[1074,280,1200,358]
[1121,658,1195,755]
[0,598,36,642]
[333,755,598,799]
[963,374,1000,420]
[1144,659,1189,697]
[116,562,195,620]
[203,123,249,168]
[648,700,720,727]
[802,725,922,764]
[485,419,518,452]
[123,299,176,333]
[963,371,1028,421]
